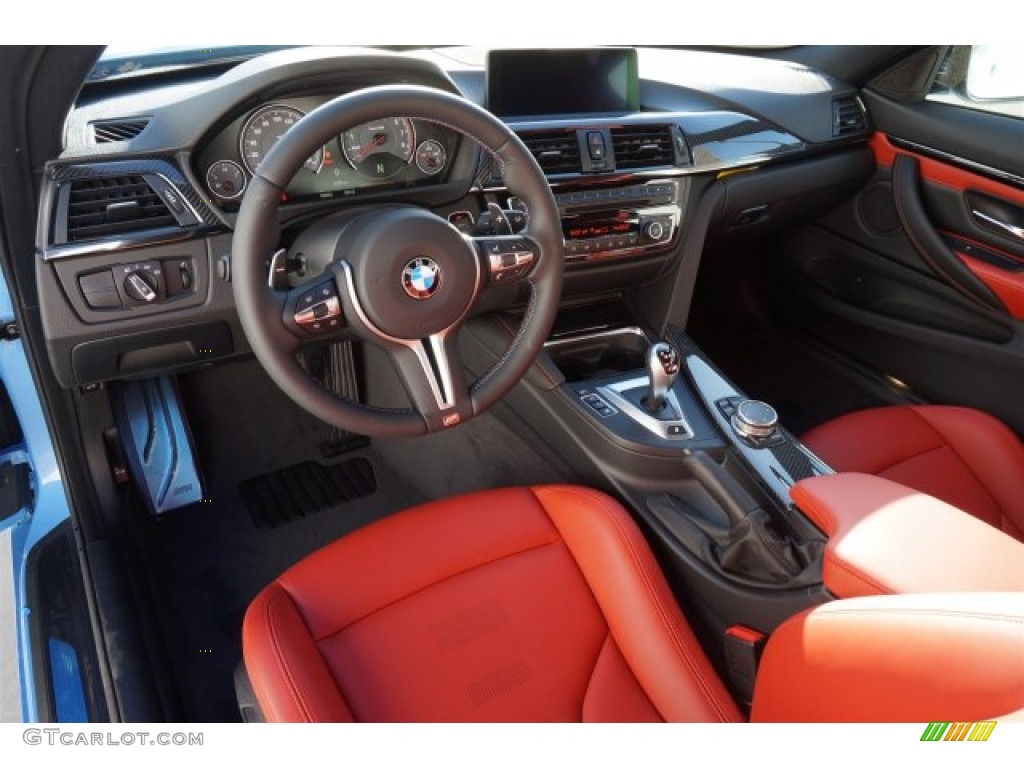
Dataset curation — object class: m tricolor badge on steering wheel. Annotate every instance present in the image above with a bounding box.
[402,257,442,300]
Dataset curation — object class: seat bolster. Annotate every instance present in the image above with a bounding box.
[532,485,742,723]
[752,593,1024,722]
[911,406,1024,537]
[242,583,354,723]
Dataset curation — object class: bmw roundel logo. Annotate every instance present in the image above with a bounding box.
[402,257,442,300]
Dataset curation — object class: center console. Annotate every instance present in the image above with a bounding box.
[462,310,837,703]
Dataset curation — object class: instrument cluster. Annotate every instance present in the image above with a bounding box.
[196,96,460,207]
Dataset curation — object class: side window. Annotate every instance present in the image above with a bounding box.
[929,45,1024,119]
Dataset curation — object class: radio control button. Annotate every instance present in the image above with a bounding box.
[643,221,666,241]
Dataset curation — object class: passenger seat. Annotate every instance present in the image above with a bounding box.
[802,405,1024,542]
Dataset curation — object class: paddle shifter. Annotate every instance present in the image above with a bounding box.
[643,341,680,413]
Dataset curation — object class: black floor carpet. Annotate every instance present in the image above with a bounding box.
[139,360,427,722]
[133,357,569,722]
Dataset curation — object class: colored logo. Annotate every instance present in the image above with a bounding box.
[402,257,441,300]
[920,721,996,742]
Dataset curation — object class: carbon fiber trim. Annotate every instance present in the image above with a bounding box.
[47,157,219,227]
[769,439,820,483]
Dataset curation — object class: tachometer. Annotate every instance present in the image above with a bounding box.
[240,105,323,175]
[340,117,415,179]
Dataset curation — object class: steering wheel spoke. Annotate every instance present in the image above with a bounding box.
[469,234,541,289]
[388,329,472,430]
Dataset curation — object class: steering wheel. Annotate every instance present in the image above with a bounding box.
[232,85,563,438]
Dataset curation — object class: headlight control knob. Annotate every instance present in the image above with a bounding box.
[124,272,158,303]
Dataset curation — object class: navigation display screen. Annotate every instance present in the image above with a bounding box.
[486,48,639,117]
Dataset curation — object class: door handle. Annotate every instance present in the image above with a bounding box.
[891,154,1005,312]
[972,209,1024,243]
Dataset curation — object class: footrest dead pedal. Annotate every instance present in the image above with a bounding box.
[111,376,203,515]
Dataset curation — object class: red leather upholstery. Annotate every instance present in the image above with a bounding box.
[791,473,1024,598]
[802,405,1024,541]
[243,485,741,723]
[752,593,1024,722]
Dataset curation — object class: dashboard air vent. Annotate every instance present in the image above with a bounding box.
[610,126,675,169]
[65,176,176,241]
[517,130,582,174]
[90,118,151,144]
[832,96,866,137]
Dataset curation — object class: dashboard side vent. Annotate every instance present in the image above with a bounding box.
[610,125,675,169]
[65,176,176,241]
[90,118,151,144]
[517,130,582,174]
[832,96,866,137]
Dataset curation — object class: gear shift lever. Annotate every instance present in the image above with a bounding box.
[643,341,680,413]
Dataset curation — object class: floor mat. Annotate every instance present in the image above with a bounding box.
[139,357,572,721]
[240,458,377,529]
[140,360,428,722]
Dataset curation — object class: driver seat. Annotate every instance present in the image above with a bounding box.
[242,485,1024,722]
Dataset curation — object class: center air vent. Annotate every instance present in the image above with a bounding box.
[832,96,867,137]
[64,176,176,242]
[517,130,582,174]
[610,126,676,169]
[90,118,151,144]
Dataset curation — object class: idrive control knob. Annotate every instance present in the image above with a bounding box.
[731,399,779,440]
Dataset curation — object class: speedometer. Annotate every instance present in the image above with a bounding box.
[240,105,324,175]
[340,117,415,179]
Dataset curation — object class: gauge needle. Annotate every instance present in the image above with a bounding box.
[352,133,388,163]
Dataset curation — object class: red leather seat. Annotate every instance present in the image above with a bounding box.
[802,405,1024,541]
[243,484,1024,722]
[242,486,742,722]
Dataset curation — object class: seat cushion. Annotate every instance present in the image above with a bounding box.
[802,405,1024,541]
[242,485,741,723]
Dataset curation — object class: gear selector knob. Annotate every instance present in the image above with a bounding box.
[643,341,680,413]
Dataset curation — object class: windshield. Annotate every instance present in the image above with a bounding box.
[89,45,303,82]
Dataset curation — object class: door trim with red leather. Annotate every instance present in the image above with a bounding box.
[870,132,1024,318]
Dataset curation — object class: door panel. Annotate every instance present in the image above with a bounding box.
[869,132,1024,318]
[776,82,1024,435]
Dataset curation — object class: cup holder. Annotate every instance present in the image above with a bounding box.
[544,327,649,383]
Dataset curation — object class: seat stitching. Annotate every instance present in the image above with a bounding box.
[579,633,665,723]
[579,632,612,721]
[909,407,1002,514]
[310,535,562,643]
[264,588,314,722]
[875,443,951,476]
[817,608,1024,625]
[534,486,734,722]
[823,551,889,596]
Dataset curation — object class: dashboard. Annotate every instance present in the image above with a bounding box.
[196,98,462,206]
[36,46,874,389]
